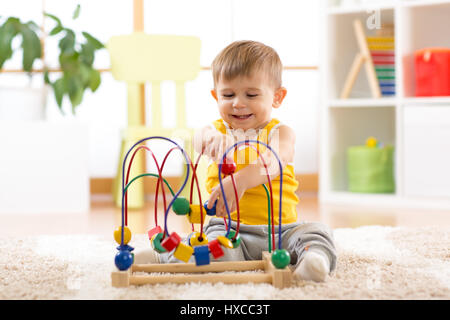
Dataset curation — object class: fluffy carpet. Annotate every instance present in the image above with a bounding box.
[1,226,449,300]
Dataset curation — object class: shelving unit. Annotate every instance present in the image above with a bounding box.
[320,0,450,209]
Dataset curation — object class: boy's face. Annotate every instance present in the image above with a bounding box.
[211,70,287,131]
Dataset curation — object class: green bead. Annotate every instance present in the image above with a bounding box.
[226,230,241,248]
[172,197,190,215]
[271,249,290,269]
[151,232,167,253]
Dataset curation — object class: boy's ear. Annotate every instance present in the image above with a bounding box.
[272,87,287,109]
[211,89,218,102]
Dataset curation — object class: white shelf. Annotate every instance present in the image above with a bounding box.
[329,98,397,107]
[320,0,450,209]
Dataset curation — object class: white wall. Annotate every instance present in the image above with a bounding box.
[0,0,320,177]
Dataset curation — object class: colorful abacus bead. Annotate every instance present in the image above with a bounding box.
[114,226,132,245]
[221,158,236,175]
[203,200,217,216]
[271,249,291,269]
[115,249,133,271]
[189,232,208,247]
[151,233,167,253]
[147,226,163,240]
[208,239,224,259]
[161,232,181,252]
[194,245,210,266]
[226,230,241,248]
[173,242,194,263]
[216,235,233,249]
[187,204,204,224]
[366,136,378,148]
[172,196,191,215]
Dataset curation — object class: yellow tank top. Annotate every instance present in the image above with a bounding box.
[205,118,299,225]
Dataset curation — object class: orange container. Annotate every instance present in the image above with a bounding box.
[415,48,450,96]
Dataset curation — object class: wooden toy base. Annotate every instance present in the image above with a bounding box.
[111,251,292,289]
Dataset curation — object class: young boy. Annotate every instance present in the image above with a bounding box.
[135,40,336,282]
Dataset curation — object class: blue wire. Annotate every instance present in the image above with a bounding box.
[120,136,191,246]
[218,140,283,249]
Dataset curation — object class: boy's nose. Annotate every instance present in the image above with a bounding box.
[232,98,246,108]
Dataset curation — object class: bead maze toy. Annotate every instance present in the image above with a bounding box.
[111,136,293,288]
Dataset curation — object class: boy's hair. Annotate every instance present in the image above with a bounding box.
[212,40,282,88]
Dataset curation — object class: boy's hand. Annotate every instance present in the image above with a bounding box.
[203,131,235,163]
[207,174,246,218]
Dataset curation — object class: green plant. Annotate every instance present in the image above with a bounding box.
[0,17,42,73]
[44,5,105,113]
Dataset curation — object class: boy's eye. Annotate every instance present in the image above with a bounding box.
[223,94,234,98]
[247,94,258,98]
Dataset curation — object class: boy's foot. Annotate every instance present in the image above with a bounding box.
[294,250,330,282]
[133,248,161,264]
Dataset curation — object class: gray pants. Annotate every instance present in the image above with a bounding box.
[160,218,337,271]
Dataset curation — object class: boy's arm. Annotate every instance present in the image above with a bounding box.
[234,125,295,190]
[207,125,296,217]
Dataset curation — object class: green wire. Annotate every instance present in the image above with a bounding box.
[262,184,271,253]
[124,173,175,196]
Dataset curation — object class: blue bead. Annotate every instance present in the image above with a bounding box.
[203,200,217,216]
[115,250,133,271]
[194,245,210,266]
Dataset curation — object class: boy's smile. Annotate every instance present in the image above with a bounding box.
[211,71,287,131]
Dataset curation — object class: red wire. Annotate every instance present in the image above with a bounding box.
[125,145,166,228]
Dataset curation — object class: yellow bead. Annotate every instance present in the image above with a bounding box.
[114,226,132,245]
[366,136,378,148]
[187,204,205,224]
[189,232,208,247]
[173,242,194,263]
[216,235,233,249]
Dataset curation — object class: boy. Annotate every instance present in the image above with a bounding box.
[135,40,336,282]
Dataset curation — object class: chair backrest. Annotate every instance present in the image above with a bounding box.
[107,33,201,129]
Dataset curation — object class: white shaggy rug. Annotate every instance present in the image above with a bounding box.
[1,226,449,300]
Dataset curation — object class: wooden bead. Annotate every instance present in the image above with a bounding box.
[114,226,132,245]
[203,200,217,216]
[147,226,163,240]
[226,230,241,248]
[208,239,224,259]
[221,158,236,175]
[216,235,233,249]
[194,245,210,266]
[173,242,194,263]
[189,232,208,247]
[161,232,181,252]
[114,249,133,271]
[187,204,205,224]
[271,249,291,269]
[151,232,167,253]
[172,196,191,215]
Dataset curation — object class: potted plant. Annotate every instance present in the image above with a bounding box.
[0,16,45,120]
[44,5,105,115]
[0,5,105,120]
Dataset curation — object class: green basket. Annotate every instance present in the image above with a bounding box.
[347,145,395,193]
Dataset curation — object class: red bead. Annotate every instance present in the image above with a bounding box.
[208,239,224,259]
[161,232,181,252]
[221,158,236,175]
[147,226,163,240]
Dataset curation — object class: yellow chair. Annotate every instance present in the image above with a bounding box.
[107,33,207,209]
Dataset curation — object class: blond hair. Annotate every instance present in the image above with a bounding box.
[212,40,282,88]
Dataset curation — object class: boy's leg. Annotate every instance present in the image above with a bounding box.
[281,222,337,281]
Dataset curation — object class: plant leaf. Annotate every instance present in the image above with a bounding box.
[0,18,21,68]
[82,32,104,49]
[49,24,63,36]
[88,68,101,92]
[59,29,76,53]
[72,4,81,20]
[80,43,94,66]
[67,75,84,108]
[44,13,62,26]
[20,24,42,72]
[52,77,66,108]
